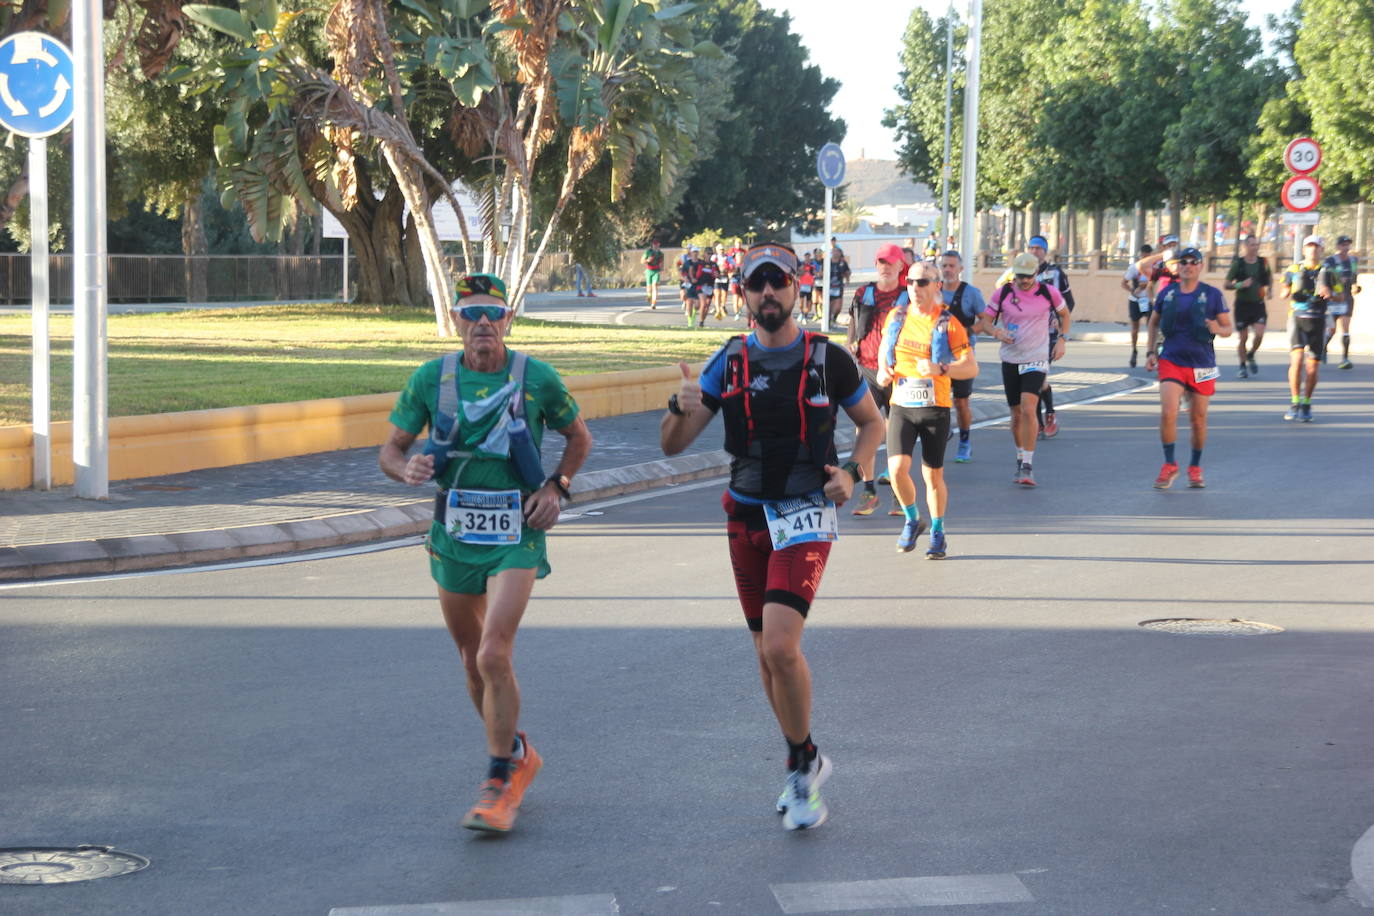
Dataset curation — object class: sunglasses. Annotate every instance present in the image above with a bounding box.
[744,267,793,293]
[907,277,935,288]
[1177,258,1201,266]
[456,304,513,322]
[1013,273,1036,280]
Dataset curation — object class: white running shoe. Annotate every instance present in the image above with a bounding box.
[779,754,832,830]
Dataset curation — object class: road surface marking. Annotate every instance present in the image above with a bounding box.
[330,893,619,915]
[770,873,1034,912]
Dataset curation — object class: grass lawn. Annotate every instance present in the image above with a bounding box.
[0,303,729,426]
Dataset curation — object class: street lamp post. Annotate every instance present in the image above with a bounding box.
[958,0,982,265]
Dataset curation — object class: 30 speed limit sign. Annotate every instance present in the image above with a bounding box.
[1281,174,1322,212]
[1284,137,1322,174]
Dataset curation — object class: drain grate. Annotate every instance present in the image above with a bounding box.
[1138,618,1284,637]
[0,846,149,885]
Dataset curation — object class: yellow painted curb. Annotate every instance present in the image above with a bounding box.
[0,362,699,491]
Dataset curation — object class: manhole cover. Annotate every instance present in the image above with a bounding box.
[1138,618,1284,636]
[0,847,149,885]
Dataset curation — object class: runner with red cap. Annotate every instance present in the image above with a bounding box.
[846,241,910,515]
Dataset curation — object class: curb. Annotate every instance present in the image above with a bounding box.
[0,375,1148,583]
[1352,823,1374,907]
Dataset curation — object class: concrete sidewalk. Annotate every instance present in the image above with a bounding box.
[0,362,1145,582]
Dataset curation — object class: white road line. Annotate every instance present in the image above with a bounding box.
[329,894,620,915]
[770,873,1034,913]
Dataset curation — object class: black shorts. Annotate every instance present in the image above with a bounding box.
[1128,298,1151,322]
[1001,362,1046,407]
[950,376,974,400]
[1234,302,1267,329]
[859,364,892,413]
[1289,315,1326,359]
[887,405,951,469]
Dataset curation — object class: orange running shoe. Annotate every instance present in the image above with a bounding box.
[505,732,543,809]
[461,778,518,833]
[1153,462,1179,489]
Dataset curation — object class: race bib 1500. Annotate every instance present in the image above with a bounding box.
[893,376,936,408]
[763,494,839,550]
[446,488,522,545]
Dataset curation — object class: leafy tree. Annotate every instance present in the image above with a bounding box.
[182,0,712,333]
[668,0,845,237]
[1293,0,1374,199]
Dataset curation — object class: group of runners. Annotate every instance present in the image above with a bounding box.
[641,237,857,329]
[380,225,1361,837]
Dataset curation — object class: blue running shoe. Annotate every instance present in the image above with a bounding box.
[895,517,926,553]
[925,530,947,559]
[1300,402,1313,422]
[1284,404,1300,421]
[955,438,972,463]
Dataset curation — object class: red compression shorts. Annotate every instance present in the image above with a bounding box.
[722,491,831,632]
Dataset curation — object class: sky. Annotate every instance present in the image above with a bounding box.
[761,0,1296,164]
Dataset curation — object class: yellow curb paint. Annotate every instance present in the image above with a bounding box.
[0,362,700,491]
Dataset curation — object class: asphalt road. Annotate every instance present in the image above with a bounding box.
[4,343,1374,915]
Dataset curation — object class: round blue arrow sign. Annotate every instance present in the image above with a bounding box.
[0,32,74,138]
[816,142,846,189]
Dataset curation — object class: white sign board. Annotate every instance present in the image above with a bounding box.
[1280,210,1320,225]
[320,183,485,240]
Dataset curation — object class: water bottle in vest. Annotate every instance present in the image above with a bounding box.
[932,316,954,365]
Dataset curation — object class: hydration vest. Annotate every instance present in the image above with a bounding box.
[1159,287,1213,345]
[718,332,835,473]
[854,282,910,342]
[424,350,544,488]
[946,281,974,328]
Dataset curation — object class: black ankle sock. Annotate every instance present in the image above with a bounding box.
[487,756,513,783]
[1042,387,1055,413]
[786,735,817,771]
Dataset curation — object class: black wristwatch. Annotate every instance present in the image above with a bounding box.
[546,474,571,499]
[842,460,863,484]
[667,394,685,416]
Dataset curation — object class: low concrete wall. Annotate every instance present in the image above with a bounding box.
[0,363,693,491]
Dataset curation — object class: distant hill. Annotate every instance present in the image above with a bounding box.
[843,159,935,207]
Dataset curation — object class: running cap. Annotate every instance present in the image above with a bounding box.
[739,242,798,279]
[941,249,962,260]
[1160,234,1179,246]
[874,242,907,265]
[689,245,700,252]
[1177,246,1203,261]
[1336,234,1353,245]
[453,273,508,303]
[1028,235,1048,249]
[1303,234,1324,247]
[1011,253,1039,276]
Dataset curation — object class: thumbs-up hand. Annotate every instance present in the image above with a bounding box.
[676,361,702,414]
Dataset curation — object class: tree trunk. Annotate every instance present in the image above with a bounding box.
[1169,192,1181,239]
[182,191,208,303]
[331,183,421,306]
[1206,202,1217,256]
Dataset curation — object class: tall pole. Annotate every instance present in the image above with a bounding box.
[29,138,50,490]
[940,3,954,244]
[821,186,833,333]
[72,0,108,498]
[958,0,982,265]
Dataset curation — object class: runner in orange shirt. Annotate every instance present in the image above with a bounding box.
[876,260,978,557]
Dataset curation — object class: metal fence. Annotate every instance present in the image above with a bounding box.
[0,254,349,304]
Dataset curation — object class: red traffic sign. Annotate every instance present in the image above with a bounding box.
[1281,175,1322,212]
[1283,137,1322,174]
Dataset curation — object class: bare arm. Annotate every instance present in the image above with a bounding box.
[660,362,715,456]
[379,426,434,486]
[945,347,979,380]
[1144,310,1162,369]
[523,415,593,531]
[1207,311,1234,339]
[824,392,884,506]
